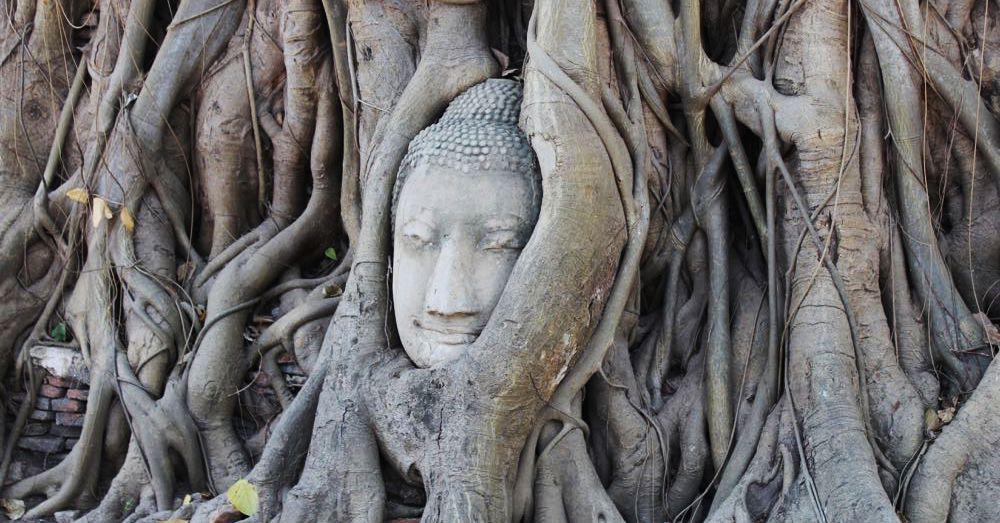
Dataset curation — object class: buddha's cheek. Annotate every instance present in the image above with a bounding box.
[472,253,520,314]
[392,249,434,353]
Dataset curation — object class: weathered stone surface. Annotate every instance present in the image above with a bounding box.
[17,436,64,453]
[30,345,90,384]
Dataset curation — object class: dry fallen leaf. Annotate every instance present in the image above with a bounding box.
[92,197,113,228]
[938,407,956,425]
[65,187,89,203]
[1,498,25,520]
[974,312,1000,345]
[177,261,195,282]
[121,206,135,232]
[924,408,942,432]
[196,305,206,323]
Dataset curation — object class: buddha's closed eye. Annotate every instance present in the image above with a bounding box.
[402,221,436,248]
[479,231,523,251]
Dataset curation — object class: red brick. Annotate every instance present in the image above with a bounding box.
[30,409,55,421]
[66,388,89,401]
[55,412,85,427]
[17,436,64,454]
[50,398,84,413]
[49,424,81,438]
[46,376,81,388]
[24,422,50,436]
[39,384,65,399]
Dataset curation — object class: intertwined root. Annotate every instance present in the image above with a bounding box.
[3,0,1000,521]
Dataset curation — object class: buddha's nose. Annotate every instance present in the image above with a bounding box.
[424,242,479,318]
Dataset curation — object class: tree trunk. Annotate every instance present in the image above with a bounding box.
[0,0,998,521]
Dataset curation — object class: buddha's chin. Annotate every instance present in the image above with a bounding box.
[406,337,472,368]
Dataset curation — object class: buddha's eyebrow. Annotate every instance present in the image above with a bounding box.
[401,216,435,229]
[484,215,526,230]
[404,207,436,221]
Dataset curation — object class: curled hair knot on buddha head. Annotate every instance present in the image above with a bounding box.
[392,78,541,216]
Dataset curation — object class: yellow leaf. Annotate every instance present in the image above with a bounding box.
[183,494,192,505]
[157,519,187,523]
[924,408,941,432]
[177,261,194,282]
[226,478,258,516]
[66,187,89,203]
[121,206,135,232]
[92,197,111,228]
[0,498,25,520]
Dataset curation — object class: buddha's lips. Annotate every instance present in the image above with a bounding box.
[413,318,482,345]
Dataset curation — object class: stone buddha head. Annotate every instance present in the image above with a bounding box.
[392,79,541,368]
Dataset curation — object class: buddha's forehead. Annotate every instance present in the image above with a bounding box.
[396,165,536,226]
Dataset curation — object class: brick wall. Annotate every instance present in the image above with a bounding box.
[15,375,86,455]
[4,347,307,488]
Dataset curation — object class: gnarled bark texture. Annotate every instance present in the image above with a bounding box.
[0,0,998,521]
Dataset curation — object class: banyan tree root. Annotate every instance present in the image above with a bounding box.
[2,0,1000,521]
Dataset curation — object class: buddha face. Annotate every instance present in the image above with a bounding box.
[392,163,539,368]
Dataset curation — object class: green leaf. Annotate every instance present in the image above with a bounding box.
[324,247,338,260]
[226,479,258,516]
[50,322,68,342]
